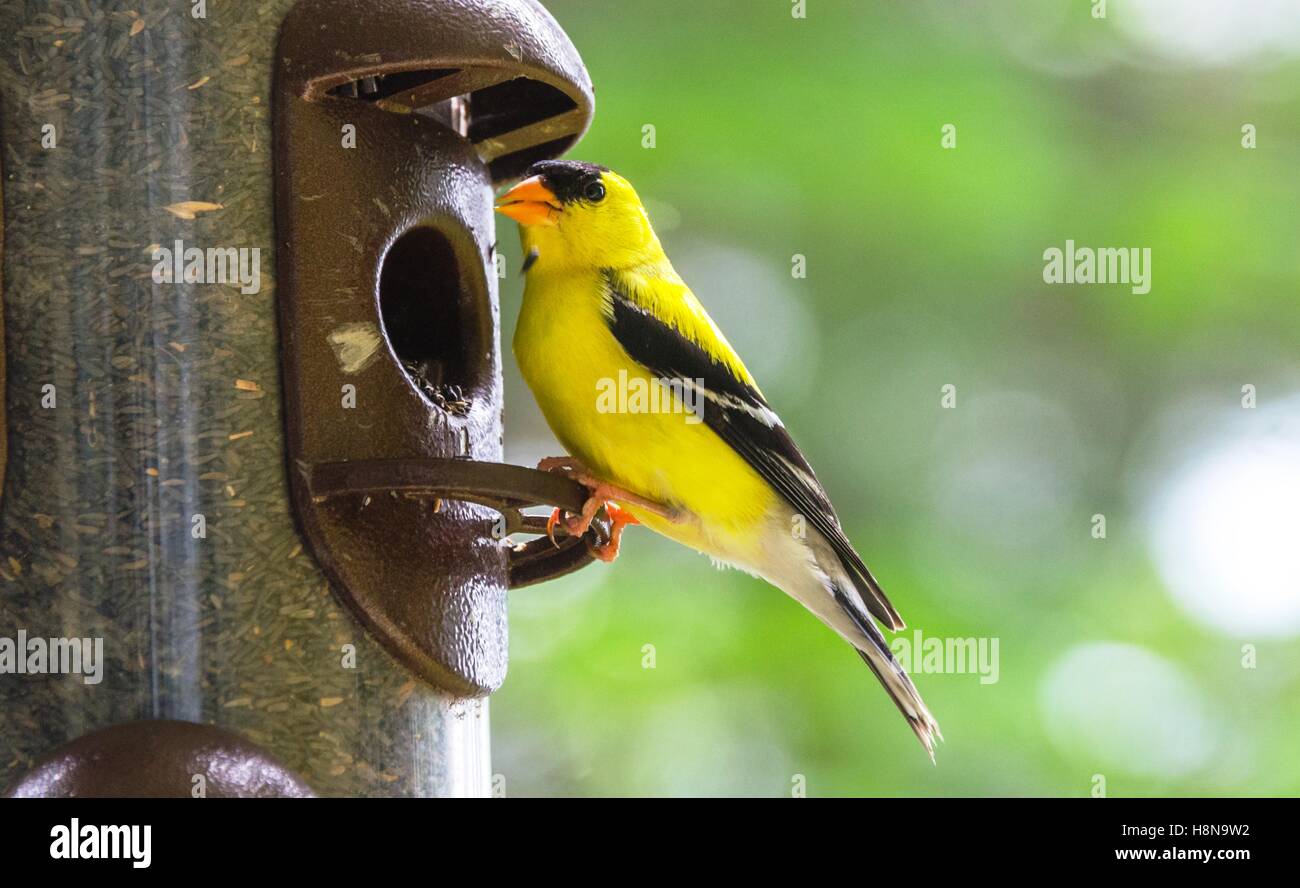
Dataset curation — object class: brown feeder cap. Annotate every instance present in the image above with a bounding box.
[277,0,595,182]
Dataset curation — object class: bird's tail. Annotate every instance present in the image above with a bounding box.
[752,527,942,759]
[831,586,943,760]
[855,635,943,762]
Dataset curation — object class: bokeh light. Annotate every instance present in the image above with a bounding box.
[1120,0,1300,67]
[1147,399,1300,638]
[1040,642,1218,779]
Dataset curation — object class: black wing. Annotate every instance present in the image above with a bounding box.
[603,271,904,631]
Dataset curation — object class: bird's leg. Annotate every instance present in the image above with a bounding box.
[573,476,684,524]
[538,456,684,560]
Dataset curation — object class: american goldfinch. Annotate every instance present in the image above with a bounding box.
[498,160,941,757]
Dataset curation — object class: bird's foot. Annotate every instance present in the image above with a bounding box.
[543,495,642,562]
[539,456,684,562]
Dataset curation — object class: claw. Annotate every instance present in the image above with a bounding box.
[545,498,601,546]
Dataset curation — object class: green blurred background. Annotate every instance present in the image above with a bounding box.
[491,0,1300,796]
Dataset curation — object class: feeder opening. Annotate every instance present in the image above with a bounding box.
[379,226,479,415]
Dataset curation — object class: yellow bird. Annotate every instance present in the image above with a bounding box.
[498,160,941,757]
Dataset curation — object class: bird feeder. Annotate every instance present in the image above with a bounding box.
[0,0,595,798]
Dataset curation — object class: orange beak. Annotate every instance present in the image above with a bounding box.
[495,176,561,226]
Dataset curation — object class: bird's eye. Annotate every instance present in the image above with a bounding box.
[583,180,606,203]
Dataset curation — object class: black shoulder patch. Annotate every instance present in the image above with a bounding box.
[606,290,767,418]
